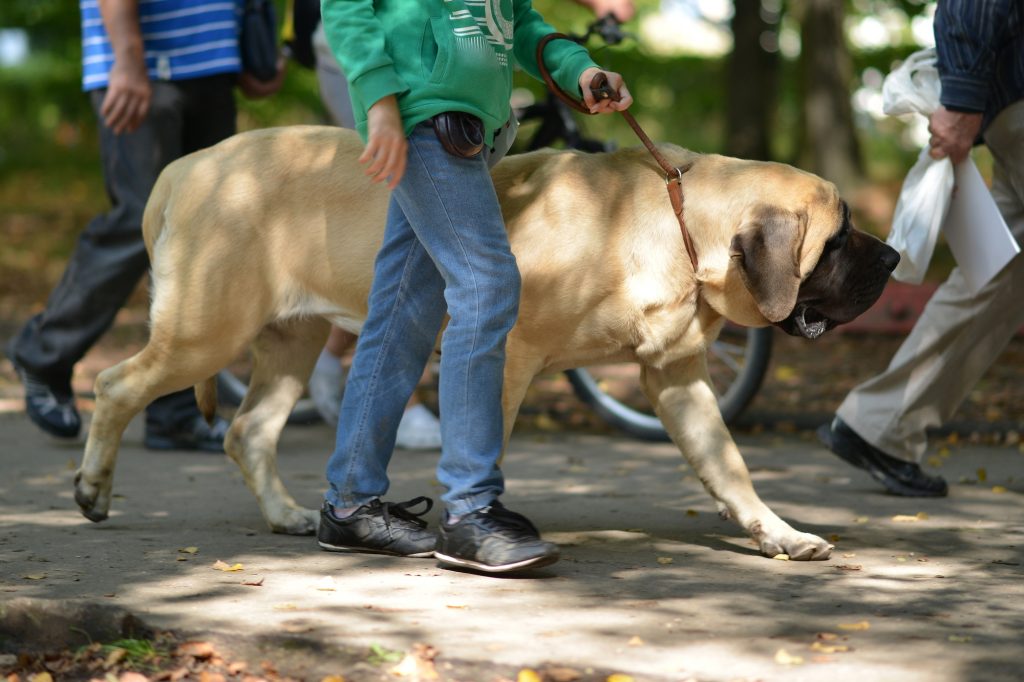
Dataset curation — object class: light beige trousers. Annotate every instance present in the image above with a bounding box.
[837,99,1024,463]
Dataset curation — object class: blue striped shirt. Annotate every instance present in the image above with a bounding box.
[934,0,1024,131]
[81,0,242,91]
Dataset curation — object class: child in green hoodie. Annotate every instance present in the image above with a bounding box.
[318,0,632,574]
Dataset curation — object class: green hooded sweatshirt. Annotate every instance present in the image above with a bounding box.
[320,0,600,143]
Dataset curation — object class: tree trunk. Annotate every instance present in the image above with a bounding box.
[793,0,864,189]
[725,0,781,161]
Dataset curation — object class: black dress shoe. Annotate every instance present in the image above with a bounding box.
[7,353,81,439]
[817,417,947,497]
[144,414,228,453]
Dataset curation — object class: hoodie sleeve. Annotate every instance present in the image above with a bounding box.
[320,0,409,110]
[510,0,600,99]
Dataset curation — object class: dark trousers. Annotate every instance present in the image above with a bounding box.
[9,74,237,429]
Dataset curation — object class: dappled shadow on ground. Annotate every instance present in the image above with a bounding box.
[2,416,1022,681]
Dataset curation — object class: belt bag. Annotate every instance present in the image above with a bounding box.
[432,111,485,159]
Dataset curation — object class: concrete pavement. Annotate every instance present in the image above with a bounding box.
[1,411,1023,681]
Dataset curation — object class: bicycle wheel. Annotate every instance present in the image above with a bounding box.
[216,367,323,425]
[566,325,774,441]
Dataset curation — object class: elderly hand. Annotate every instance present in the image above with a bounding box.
[928,106,983,164]
[579,67,633,114]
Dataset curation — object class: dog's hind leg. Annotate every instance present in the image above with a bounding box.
[225,316,330,535]
[640,359,832,561]
[75,336,246,523]
[499,344,545,453]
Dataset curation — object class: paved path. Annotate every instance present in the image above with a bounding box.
[1,413,1022,681]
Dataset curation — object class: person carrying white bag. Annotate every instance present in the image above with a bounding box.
[818,0,1024,498]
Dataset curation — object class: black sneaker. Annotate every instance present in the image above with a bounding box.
[7,353,80,439]
[434,501,559,573]
[144,414,229,453]
[318,497,437,557]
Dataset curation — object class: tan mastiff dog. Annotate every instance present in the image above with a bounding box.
[74,126,898,561]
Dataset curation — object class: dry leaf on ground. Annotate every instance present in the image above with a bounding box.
[212,560,243,572]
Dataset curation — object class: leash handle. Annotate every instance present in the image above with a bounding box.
[534,32,700,273]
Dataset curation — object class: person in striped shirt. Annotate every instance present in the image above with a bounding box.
[6,0,284,451]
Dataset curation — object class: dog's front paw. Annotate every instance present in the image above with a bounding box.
[751,522,832,561]
[74,469,111,523]
[267,506,319,536]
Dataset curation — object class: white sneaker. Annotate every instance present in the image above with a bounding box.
[395,403,442,450]
[308,350,345,426]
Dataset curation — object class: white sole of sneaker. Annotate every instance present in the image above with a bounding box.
[433,550,559,573]
[317,540,434,558]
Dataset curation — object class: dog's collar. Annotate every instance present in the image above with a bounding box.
[535,34,700,273]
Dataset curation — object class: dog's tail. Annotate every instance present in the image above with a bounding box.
[195,376,218,425]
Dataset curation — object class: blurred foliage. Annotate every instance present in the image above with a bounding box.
[0,0,928,222]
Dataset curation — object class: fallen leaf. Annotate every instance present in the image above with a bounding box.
[836,564,862,571]
[320,677,344,682]
[773,553,790,561]
[21,574,46,581]
[198,672,225,682]
[119,673,150,682]
[774,648,804,665]
[228,662,248,675]
[445,603,468,609]
[273,603,299,611]
[104,648,127,669]
[685,509,699,517]
[545,667,581,682]
[774,365,798,382]
[838,620,871,631]
[656,557,673,565]
[948,635,973,643]
[854,516,869,524]
[212,560,243,572]
[242,576,264,586]
[176,641,216,660]
[811,641,850,654]
[606,676,635,682]
[28,674,53,682]
[178,546,199,555]
[816,632,840,641]
[977,468,987,483]
[517,669,542,682]
[828,534,841,543]
[627,636,644,647]
[992,485,1008,494]
[892,514,926,523]
[176,557,188,562]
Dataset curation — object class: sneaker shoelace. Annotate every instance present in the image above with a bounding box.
[466,503,539,540]
[381,496,434,531]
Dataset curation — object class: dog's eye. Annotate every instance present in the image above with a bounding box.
[823,228,848,253]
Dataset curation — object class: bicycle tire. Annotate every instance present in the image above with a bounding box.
[216,369,323,425]
[566,326,774,441]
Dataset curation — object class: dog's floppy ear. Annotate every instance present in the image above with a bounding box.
[729,206,803,322]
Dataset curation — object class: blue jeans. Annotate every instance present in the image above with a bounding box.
[324,123,521,517]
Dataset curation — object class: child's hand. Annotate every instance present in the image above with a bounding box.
[361,95,407,189]
[579,67,633,114]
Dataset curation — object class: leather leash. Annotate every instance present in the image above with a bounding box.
[535,33,699,273]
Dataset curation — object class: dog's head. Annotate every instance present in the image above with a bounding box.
[727,193,899,339]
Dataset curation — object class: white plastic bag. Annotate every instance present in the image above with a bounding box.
[882,49,954,284]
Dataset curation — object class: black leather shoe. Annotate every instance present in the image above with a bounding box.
[434,500,559,573]
[817,417,947,497]
[6,352,80,439]
[317,497,437,557]
[144,414,228,453]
